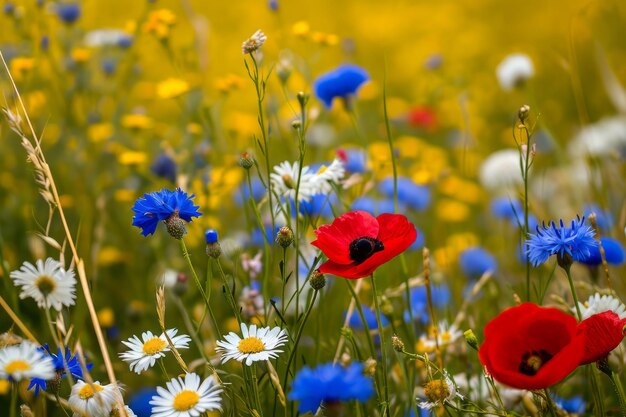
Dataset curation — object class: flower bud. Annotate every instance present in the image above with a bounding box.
[276,226,294,248]
[296,91,309,108]
[391,334,405,352]
[291,119,302,130]
[340,327,353,339]
[518,104,530,123]
[205,229,222,258]
[239,152,255,169]
[463,329,479,351]
[363,357,377,376]
[164,213,186,240]
[340,352,351,366]
[309,269,326,290]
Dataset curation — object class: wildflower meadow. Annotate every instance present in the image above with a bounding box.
[2,1,626,416]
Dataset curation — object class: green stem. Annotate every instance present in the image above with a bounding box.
[10,382,17,417]
[370,274,390,417]
[610,371,626,416]
[563,264,582,320]
[215,258,243,324]
[283,291,318,386]
[179,238,221,336]
[589,365,605,417]
[251,364,264,417]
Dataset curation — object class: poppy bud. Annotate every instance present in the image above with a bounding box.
[239,152,255,170]
[309,270,326,290]
[463,329,479,351]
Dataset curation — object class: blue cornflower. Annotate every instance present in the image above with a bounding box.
[3,2,15,15]
[378,177,430,211]
[55,2,81,24]
[205,229,218,244]
[313,64,370,108]
[490,197,522,221]
[403,285,450,323]
[579,237,625,266]
[129,387,159,417]
[288,362,375,414]
[554,394,585,414]
[459,247,497,279]
[131,188,201,237]
[299,193,335,218]
[351,196,376,215]
[150,153,177,183]
[525,217,597,267]
[337,148,367,173]
[28,344,92,395]
[235,177,265,206]
[346,305,389,330]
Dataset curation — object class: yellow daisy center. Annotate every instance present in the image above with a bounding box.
[35,275,57,296]
[316,165,328,175]
[173,390,200,411]
[142,337,167,355]
[281,174,296,189]
[78,383,104,399]
[238,337,265,354]
[5,360,30,374]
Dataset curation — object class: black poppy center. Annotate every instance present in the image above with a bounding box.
[518,349,553,376]
[349,237,384,264]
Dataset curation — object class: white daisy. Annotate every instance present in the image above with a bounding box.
[150,373,222,417]
[10,258,77,311]
[216,323,288,366]
[418,372,462,410]
[568,116,626,158]
[311,159,345,194]
[0,341,55,381]
[68,380,121,417]
[270,161,317,202]
[242,29,267,54]
[578,293,626,321]
[496,53,534,91]
[453,373,525,409]
[417,322,463,353]
[119,329,191,374]
[479,149,523,191]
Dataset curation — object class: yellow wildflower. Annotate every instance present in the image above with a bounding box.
[98,308,115,327]
[9,57,34,81]
[118,151,147,166]
[157,77,190,99]
[88,123,114,143]
[292,21,310,37]
[121,114,153,130]
[71,48,91,63]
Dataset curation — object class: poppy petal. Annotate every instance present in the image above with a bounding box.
[312,211,379,265]
[577,311,626,364]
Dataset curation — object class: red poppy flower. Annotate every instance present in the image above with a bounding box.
[406,106,437,131]
[311,211,416,279]
[577,311,626,364]
[479,303,586,390]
